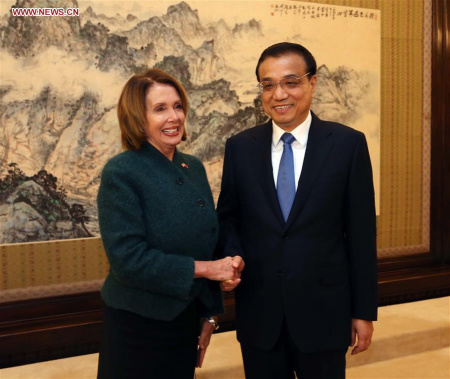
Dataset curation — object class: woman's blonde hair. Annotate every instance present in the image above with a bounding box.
[117,68,189,151]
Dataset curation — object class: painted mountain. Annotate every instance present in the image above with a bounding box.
[0,0,378,243]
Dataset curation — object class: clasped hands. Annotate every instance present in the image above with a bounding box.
[194,256,244,286]
[219,255,244,292]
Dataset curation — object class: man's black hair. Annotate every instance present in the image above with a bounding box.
[255,42,317,81]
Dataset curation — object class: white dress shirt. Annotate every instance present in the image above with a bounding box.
[272,111,311,191]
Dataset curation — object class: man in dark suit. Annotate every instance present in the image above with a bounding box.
[217,42,378,378]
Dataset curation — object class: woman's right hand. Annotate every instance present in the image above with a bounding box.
[220,256,244,292]
[194,257,237,281]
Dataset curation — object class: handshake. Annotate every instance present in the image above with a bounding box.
[219,255,245,292]
[194,256,245,292]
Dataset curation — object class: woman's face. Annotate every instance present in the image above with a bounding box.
[145,83,185,159]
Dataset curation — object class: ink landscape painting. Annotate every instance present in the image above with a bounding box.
[0,0,380,243]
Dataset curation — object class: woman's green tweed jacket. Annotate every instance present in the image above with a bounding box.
[97,142,223,321]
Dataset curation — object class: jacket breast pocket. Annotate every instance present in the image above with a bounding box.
[317,173,346,185]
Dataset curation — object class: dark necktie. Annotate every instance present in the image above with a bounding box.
[277,133,296,221]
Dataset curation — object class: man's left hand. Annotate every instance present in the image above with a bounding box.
[350,318,374,355]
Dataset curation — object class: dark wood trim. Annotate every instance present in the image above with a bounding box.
[218,291,238,332]
[432,0,449,263]
[377,253,436,272]
[1,1,449,369]
[378,265,450,305]
[0,292,104,368]
[0,292,102,324]
[431,0,450,263]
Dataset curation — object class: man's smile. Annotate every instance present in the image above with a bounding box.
[273,105,293,112]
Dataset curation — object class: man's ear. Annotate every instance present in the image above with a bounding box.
[310,75,317,97]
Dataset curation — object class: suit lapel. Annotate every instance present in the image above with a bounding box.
[252,121,285,225]
[284,113,334,230]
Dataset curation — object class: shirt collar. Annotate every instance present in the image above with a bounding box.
[272,110,312,148]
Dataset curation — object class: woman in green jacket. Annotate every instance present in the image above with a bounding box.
[97,68,241,379]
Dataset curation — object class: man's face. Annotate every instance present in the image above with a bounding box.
[258,53,316,132]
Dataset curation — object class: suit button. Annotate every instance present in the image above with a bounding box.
[197,199,205,207]
[211,227,216,234]
[282,234,288,240]
[176,177,184,185]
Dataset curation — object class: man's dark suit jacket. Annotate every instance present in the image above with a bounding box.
[217,112,378,353]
